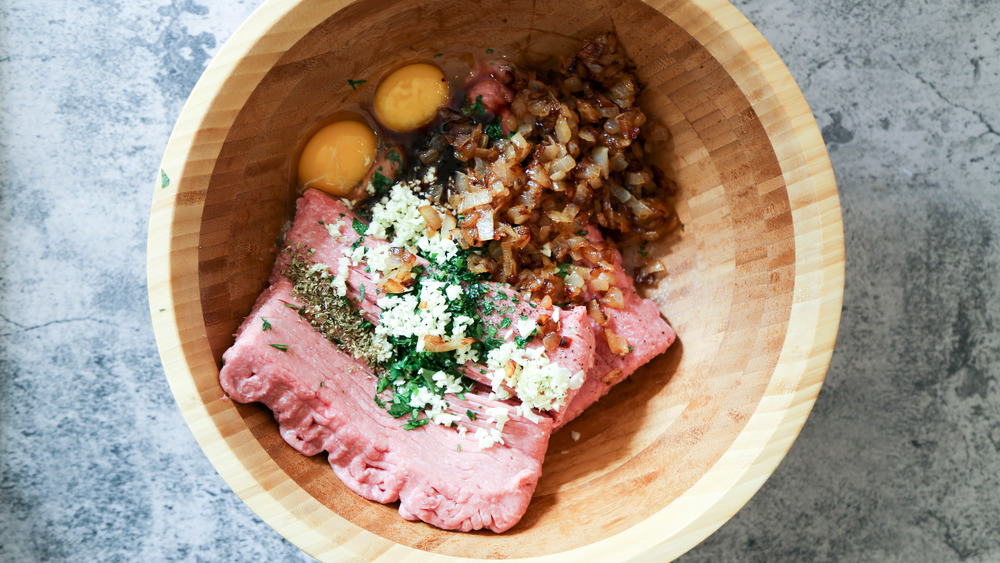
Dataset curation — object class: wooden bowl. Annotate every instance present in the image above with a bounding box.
[147,0,844,560]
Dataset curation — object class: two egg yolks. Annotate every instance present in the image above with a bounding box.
[374,63,450,132]
[297,120,377,197]
[297,64,450,195]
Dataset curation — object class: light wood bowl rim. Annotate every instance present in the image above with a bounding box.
[146,0,845,560]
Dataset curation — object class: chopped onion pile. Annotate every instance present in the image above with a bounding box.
[380,34,678,333]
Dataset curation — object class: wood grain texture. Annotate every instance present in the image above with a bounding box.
[147,0,844,560]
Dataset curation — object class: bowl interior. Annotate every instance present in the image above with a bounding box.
[176,0,834,558]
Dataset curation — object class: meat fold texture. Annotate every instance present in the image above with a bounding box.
[219,189,674,532]
[221,280,552,532]
[552,227,676,429]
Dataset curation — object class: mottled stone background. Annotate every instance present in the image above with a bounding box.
[0,0,997,561]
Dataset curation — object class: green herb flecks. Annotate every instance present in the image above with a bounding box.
[352,217,368,236]
[485,117,504,142]
[348,78,367,90]
[467,409,477,421]
[262,318,272,331]
[556,263,570,278]
[159,169,170,189]
[404,417,430,430]
[269,343,289,352]
[486,48,494,54]
[370,170,392,195]
[371,248,494,430]
[387,149,400,164]
[461,94,486,117]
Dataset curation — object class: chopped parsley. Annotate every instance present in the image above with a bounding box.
[269,343,289,352]
[467,409,477,421]
[457,444,461,452]
[486,48,494,54]
[680,222,686,232]
[639,241,648,256]
[485,117,504,141]
[387,149,400,164]
[159,169,170,189]
[404,417,430,430]
[261,318,272,331]
[556,263,571,278]
[461,94,486,117]
[347,78,367,90]
[500,317,512,329]
[370,171,392,195]
[352,217,368,236]
[370,248,495,429]
[358,284,365,303]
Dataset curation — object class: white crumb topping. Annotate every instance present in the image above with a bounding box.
[484,407,510,432]
[330,256,351,297]
[451,315,479,364]
[475,427,505,449]
[416,232,460,264]
[326,220,345,241]
[422,166,438,184]
[364,244,391,274]
[348,244,367,265]
[445,284,463,301]
[431,369,466,395]
[368,181,426,245]
[516,317,537,339]
[516,405,543,423]
[485,342,584,412]
[307,262,331,275]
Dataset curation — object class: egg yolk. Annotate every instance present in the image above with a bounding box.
[374,63,450,132]
[297,120,377,197]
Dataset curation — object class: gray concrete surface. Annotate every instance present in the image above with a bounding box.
[1,0,997,561]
